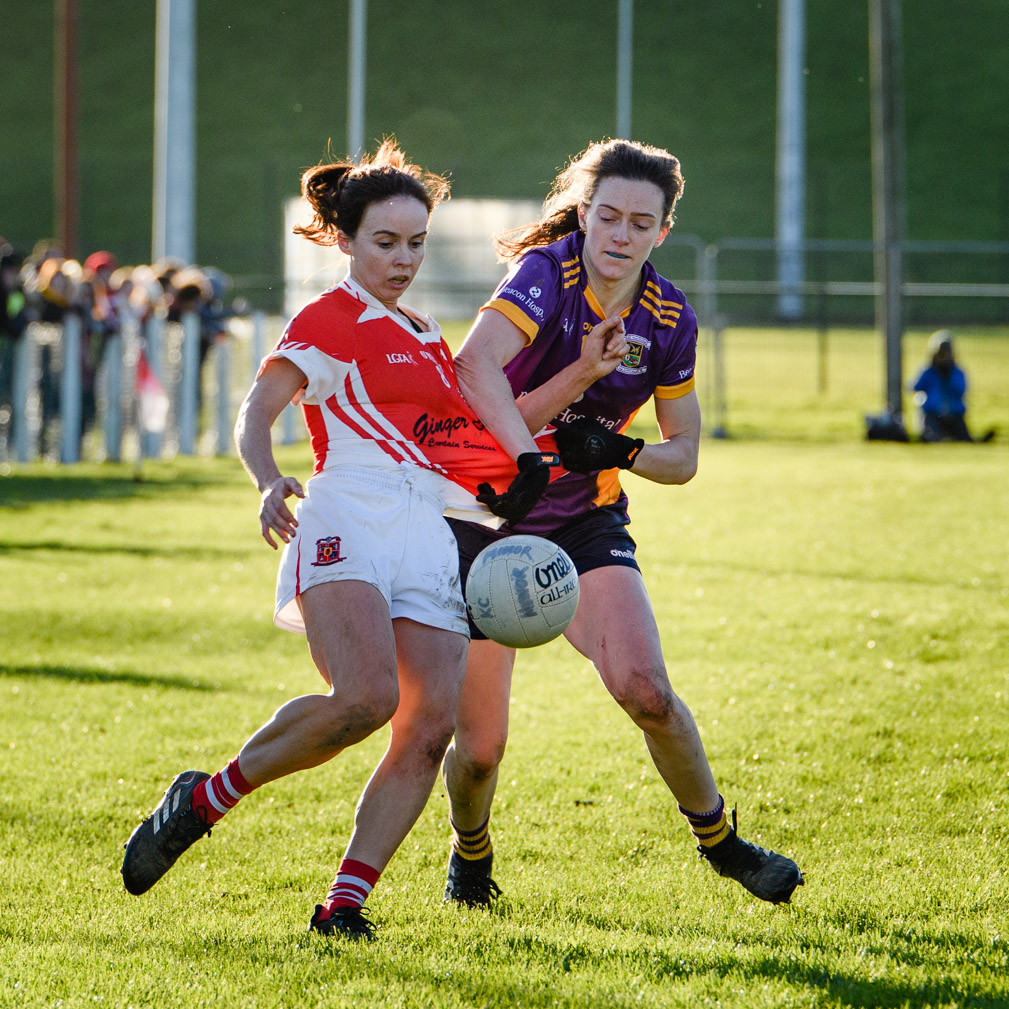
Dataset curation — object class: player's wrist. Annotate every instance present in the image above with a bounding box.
[517,451,560,471]
[621,438,645,470]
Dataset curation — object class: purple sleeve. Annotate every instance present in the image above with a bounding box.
[656,302,699,389]
[483,252,562,342]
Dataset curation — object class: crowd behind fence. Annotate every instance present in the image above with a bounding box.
[3,234,1008,465]
[0,237,301,467]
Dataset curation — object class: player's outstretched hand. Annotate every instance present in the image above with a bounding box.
[556,416,644,473]
[476,452,560,525]
[579,316,630,382]
[259,476,305,549]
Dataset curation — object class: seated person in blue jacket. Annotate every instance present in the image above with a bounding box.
[911,330,991,443]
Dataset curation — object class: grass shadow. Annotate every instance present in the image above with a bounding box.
[0,463,244,508]
[0,662,218,691]
[0,539,241,560]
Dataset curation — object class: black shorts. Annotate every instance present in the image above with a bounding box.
[447,506,640,640]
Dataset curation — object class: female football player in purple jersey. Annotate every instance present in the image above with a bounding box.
[441,139,804,907]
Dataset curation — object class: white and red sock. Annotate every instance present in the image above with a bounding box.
[191,757,255,825]
[322,858,381,914]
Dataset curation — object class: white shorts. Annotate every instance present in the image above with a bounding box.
[274,465,468,637]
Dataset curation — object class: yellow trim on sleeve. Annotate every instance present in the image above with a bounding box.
[654,376,696,400]
[480,298,539,345]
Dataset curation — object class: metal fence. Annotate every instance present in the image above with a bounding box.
[3,238,1007,464]
[649,235,1009,327]
[0,310,298,467]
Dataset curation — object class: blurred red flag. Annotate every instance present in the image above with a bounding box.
[135,347,169,434]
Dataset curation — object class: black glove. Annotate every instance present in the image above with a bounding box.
[555,416,644,473]
[476,451,560,524]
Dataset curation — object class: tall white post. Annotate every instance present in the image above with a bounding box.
[776,0,806,319]
[12,331,34,462]
[869,0,907,423]
[142,315,166,458]
[153,0,196,264]
[347,0,367,159]
[103,332,123,461]
[178,310,200,454]
[616,0,633,139]
[60,314,82,463]
[251,310,266,385]
[215,336,230,455]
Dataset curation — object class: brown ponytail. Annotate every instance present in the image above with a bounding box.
[293,139,451,246]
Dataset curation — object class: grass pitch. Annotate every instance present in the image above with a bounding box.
[1,434,1008,1007]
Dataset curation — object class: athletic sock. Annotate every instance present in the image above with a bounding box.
[322,858,381,913]
[451,816,492,861]
[678,794,731,849]
[191,757,256,825]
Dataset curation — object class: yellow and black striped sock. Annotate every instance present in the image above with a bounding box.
[678,795,731,849]
[451,816,492,861]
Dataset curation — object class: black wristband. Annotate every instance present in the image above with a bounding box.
[517,451,561,471]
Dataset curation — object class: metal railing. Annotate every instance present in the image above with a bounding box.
[0,310,299,466]
[4,237,1007,463]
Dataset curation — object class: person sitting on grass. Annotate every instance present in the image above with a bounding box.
[911,330,994,443]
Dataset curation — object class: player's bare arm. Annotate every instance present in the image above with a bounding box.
[457,308,631,440]
[453,309,543,458]
[514,315,630,434]
[627,390,701,485]
[234,357,308,548]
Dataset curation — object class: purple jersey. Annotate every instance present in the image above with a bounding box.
[483,230,698,535]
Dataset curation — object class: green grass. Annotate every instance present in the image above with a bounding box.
[2,434,1008,1007]
[703,325,1009,442]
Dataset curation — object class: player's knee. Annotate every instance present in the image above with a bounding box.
[610,666,677,728]
[423,724,457,768]
[326,681,399,741]
[365,683,401,729]
[457,735,507,782]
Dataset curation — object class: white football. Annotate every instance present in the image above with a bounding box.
[465,535,580,648]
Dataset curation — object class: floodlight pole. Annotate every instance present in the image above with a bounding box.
[152,0,196,264]
[347,0,367,160]
[775,0,805,319]
[868,0,907,422]
[53,0,79,258]
[616,0,633,139]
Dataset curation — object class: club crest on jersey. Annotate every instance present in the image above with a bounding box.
[618,336,651,375]
[312,536,345,566]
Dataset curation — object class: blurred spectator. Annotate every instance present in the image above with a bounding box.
[129,264,166,323]
[83,250,125,344]
[32,255,74,322]
[167,265,213,322]
[4,239,245,461]
[911,330,994,443]
[84,249,117,284]
[1,240,29,447]
[1,240,29,344]
[22,251,74,453]
[152,256,186,311]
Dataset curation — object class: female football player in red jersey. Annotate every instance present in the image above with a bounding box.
[120,141,626,938]
[440,139,804,908]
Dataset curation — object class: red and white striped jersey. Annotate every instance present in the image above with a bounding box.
[263,278,527,519]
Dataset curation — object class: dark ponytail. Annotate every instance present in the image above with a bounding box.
[294,139,451,246]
